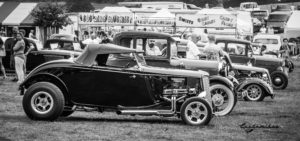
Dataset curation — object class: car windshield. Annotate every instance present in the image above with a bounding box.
[275,5,291,11]
[254,38,279,44]
[243,3,258,9]
[268,14,289,22]
[251,11,268,17]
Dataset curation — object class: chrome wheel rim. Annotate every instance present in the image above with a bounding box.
[274,77,282,84]
[211,88,227,111]
[185,102,208,124]
[31,91,54,114]
[246,85,262,101]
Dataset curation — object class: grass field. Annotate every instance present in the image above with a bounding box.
[0,62,300,141]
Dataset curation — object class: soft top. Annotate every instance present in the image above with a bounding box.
[75,43,141,66]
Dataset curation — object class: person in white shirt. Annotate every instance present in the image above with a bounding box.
[28,30,36,39]
[186,33,201,60]
[260,25,267,33]
[146,40,162,56]
[82,34,100,44]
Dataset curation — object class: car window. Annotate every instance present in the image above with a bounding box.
[228,43,246,55]
[143,38,168,58]
[50,43,59,49]
[254,38,279,44]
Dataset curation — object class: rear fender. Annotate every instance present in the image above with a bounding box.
[210,75,234,90]
[20,73,70,102]
[237,78,274,96]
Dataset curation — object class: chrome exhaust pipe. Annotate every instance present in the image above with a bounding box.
[117,96,181,116]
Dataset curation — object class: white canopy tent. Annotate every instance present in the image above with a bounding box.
[101,6,132,13]
[150,8,175,19]
[284,11,300,39]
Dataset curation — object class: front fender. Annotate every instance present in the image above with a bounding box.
[210,75,234,90]
[237,78,274,96]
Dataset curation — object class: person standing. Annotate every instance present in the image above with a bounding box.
[13,32,26,84]
[186,33,201,60]
[0,36,7,79]
[28,30,36,39]
[279,38,290,59]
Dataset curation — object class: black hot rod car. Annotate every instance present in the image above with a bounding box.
[20,44,213,126]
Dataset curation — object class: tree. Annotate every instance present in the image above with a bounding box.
[66,0,94,12]
[31,2,72,43]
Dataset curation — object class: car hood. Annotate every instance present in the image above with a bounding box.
[253,55,282,62]
[232,63,268,73]
[140,65,209,78]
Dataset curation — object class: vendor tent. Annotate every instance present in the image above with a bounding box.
[197,8,232,15]
[150,9,175,19]
[284,11,300,39]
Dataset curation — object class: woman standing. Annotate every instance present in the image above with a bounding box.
[0,36,7,79]
[13,32,25,84]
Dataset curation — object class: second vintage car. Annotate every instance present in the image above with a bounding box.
[216,37,289,90]
[111,31,237,116]
[20,44,213,126]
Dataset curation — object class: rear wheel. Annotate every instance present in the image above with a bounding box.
[243,84,265,101]
[180,97,212,126]
[210,84,235,116]
[271,71,288,90]
[22,82,65,121]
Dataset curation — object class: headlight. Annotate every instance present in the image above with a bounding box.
[262,73,268,78]
[198,91,206,98]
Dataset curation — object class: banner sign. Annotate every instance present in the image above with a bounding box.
[176,14,237,28]
[79,12,134,25]
[134,13,175,26]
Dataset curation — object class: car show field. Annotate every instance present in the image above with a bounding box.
[0,61,299,141]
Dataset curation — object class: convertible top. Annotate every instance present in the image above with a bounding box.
[75,44,142,66]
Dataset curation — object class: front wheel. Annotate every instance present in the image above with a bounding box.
[210,84,235,116]
[180,97,212,126]
[243,84,265,101]
[271,71,288,90]
[22,82,65,121]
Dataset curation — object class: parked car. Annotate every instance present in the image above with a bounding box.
[176,38,274,101]
[267,11,292,33]
[253,34,282,52]
[216,37,289,90]
[111,31,236,116]
[240,2,260,11]
[271,4,292,12]
[50,34,79,42]
[3,37,81,72]
[20,44,213,126]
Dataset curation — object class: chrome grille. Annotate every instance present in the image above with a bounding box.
[202,76,210,93]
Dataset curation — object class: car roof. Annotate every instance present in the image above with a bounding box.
[75,44,142,66]
[46,38,75,43]
[114,31,176,41]
[270,11,292,15]
[216,37,250,44]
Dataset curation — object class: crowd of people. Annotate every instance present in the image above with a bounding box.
[0,27,34,82]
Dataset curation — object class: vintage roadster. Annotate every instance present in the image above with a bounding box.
[111,31,236,116]
[20,44,213,126]
[216,37,289,90]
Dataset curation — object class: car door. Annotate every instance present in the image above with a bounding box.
[26,50,45,71]
[65,65,154,107]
